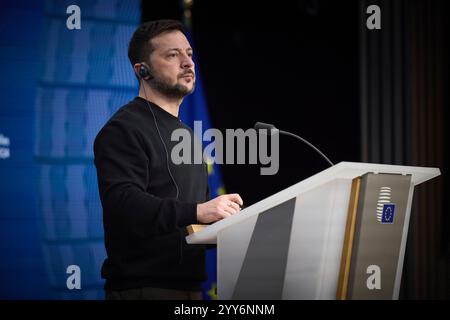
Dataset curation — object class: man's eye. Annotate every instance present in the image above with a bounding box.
[168,53,177,58]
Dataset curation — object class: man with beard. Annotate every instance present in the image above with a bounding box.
[94,20,243,300]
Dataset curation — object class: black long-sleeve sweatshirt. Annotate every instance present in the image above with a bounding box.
[93,96,209,291]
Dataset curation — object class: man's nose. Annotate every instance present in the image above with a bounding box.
[181,54,194,69]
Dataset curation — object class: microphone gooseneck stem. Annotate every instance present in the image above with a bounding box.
[279,130,334,167]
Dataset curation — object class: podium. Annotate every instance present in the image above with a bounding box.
[186,162,441,300]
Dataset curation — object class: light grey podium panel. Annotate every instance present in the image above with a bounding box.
[283,179,352,299]
[218,199,296,299]
[217,214,258,299]
[218,179,352,300]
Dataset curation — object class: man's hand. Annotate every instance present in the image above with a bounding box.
[197,194,244,224]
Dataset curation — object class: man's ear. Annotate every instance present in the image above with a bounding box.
[134,63,144,79]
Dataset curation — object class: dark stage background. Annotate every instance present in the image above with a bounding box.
[144,0,361,206]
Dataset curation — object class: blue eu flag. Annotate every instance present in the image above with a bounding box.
[381,204,395,224]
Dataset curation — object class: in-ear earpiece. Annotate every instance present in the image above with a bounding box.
[139,63,152,80]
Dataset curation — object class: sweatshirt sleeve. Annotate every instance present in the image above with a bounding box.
[93,120,198,236]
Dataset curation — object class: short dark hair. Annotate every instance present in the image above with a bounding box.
[128,19,185,67]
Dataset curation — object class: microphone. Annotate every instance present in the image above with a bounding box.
[254,122,334,167]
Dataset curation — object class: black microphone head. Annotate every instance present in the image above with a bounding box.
[254,122,277,130]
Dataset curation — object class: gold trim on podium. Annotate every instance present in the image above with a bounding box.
[187,224,207,235]
[336,177,361,300]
